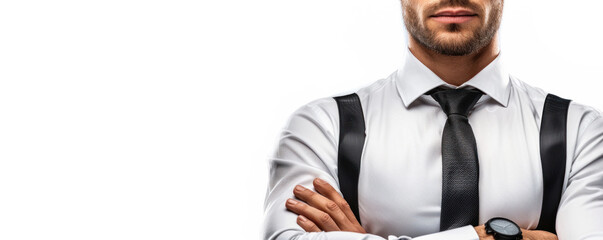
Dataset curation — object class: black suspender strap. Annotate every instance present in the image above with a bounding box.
[334,93,366,225]
[536,94,571,234]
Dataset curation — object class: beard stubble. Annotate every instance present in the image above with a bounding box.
[403,0,503,56]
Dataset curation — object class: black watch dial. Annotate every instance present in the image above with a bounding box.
[489,218,521,236]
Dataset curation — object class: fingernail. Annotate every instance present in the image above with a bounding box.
[298,215,308,222]
[294,185,305,192]
[287,198,298,205]
[315,178,326,184]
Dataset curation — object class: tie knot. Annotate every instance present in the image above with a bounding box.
[429,88,483,117]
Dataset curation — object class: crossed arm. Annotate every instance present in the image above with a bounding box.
[285,177,558,240]
[264,100,603,240]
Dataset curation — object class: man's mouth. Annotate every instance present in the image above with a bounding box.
[430,8,478,24]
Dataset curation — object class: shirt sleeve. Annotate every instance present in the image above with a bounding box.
[556,107,603,239]
[261,99,480,240]
[261,98,390,240]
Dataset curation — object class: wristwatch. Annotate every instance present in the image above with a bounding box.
[485,217,523,240]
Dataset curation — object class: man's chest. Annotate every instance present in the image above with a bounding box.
[354,101,544,237]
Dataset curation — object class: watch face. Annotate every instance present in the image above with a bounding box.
[489,219,520,235]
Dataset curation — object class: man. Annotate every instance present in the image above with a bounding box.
[262,0,603,239]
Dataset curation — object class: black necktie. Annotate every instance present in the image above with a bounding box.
[429,87,483,230]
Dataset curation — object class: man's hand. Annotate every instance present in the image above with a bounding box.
[474,225,558,240]
[285,178,366,233]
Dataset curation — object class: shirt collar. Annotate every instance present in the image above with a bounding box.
[395,48,511,108]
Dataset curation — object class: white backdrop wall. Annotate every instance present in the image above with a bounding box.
[0,0,601,239]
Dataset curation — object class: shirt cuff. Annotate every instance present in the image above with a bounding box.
[274,229,389,240]
[409,225,479,240]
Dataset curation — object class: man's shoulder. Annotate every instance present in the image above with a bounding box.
[510,75,602,127]
[299,72,397,113]
[287,73,396,132]
[509,75,549,102]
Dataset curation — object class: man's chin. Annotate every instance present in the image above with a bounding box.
[427,40,478,56]
[433,28,474,39]
[428,32,480,55]
[409,25,487,56]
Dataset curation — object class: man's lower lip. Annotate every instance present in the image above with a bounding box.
[431,15,476,24]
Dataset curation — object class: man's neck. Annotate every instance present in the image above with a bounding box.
[408,34,500,87]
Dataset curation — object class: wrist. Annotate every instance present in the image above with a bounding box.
[484,218,523,240]
[475,225,495,240]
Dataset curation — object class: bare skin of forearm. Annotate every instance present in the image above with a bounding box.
[474,225,558,240]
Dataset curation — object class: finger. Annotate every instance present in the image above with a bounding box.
[297,215,321,232]
[293,184,354,230]
[286,198,340,231]
[313,178,362,227]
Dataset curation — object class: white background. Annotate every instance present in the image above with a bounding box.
[0,0,602,239]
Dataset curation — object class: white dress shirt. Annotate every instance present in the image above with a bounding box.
[262,49,603,240]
